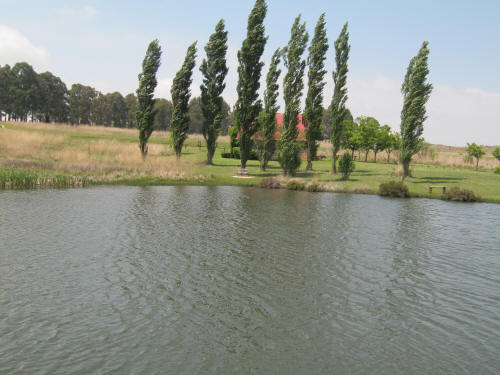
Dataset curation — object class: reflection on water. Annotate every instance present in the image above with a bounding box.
[1,186,499,374]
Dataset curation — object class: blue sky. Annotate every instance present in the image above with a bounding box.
[1,0,499,145]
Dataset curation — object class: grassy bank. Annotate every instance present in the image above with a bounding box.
[1,122,500,202]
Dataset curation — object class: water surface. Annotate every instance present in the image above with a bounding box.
[1,186,499,374]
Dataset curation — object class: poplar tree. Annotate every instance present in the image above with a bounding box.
[136,39,162,158]
[200,20,228,165]
[256,48,282,170]
[304,13,328,171]
[280,15,308,176]
[234,0,268,170]
[171,42,197,159]
[330,23,350,173]
[400,41,432,179]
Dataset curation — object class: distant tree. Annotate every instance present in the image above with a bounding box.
[358,116,379,161]
[136,39,162,158]
[330,22,350,173]
[69,83,97,125]
[343,119,361,158]
[466,142,486,170]
[0,65,14,120]
[107,92,128,127]
[188,97,203,133]
[153,98,173,130]
[385,130,400,163]
[220,100,232,135]
[322,105,352,140]
[200,20,228,164]
[256,48,281,170]
[373,124,392,163]
[492,147,500,162]
[90,91,107,125]
[37,71,68,123]
[280,15,308,176]
[124,93,137,128]
[11,62,39,121]
[400,41,432,179]
[171,42,197,158]
[304,13,328,170]
[234,0,268,169]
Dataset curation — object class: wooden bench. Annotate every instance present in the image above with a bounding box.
[429,185,446,194]
[237,168,249,176]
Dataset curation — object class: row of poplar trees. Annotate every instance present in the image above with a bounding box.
[135,0,431,179]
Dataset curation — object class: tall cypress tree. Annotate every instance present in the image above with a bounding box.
[330,23,350,173]
[400,41,432,179]
[234,0,268,170]
[256,48,282,170]
[200,20,228,165]
[136,39,162,158]
[280,15,308,176]
[304,13,329,171]
[171,42,197,159]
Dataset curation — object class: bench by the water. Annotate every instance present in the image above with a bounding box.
[429,185,446,194]
[237,168,248,176]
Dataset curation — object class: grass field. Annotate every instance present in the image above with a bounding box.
[1,121,500,202]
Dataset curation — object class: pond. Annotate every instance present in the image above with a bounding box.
[1,186,499,374]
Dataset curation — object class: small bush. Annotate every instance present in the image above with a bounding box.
[494,167,500,174]
[338,152,355,180]
[225,147,258,160]
[286,180,305,191]
[378,180,410,198]
[442,187,481,202]
[260,177,282,189]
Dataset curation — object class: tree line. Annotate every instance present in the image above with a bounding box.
[135,0,431,178]
[0,62,232,133]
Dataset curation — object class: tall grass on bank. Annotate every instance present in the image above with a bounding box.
[0,168,89,189]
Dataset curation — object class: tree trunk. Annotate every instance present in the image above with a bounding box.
[365,150,369,162]
[476,158,479,170]
[402,161,410,180]
[374,150,377,163]
[387,151,391,163]
[332,151,337,174]
[306,140,313,171]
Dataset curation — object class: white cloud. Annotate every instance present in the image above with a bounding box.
[0,24,51,70]
[57,5,99,20]
[340,75,500,146]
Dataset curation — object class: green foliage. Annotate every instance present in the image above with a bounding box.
[466,142,486,170]
[306,182,322,192]
[493,148,500,161]
[493,167,500,174]
[0,168,88,189]
[304,13,328,171]
[400,41,432,179]
[136,39,162,157]
[442,187,480,202]
[280,15,308,176]
[379,180,410,198]
[200,20,229,164]
[286,179,305,191]
[171,42,197,158]
[256,48,281,170]
[358,116,380,161]
[69,84,97,125]
[338,152,355,180]
[188,97,231,134]
[330,23,350,173]
[153,98,173,130]
[221,147,258,160]
[234,0,268,169]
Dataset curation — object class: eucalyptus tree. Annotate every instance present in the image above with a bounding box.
[234,0,268,169]
[399,41,432,179]
[330,22,350,173]
[136,39,162,158]
[256,48,281,170]
[280,15,308,176]
[68,83,97,125]
[171,42,197,158]
[37,71,68,123]
[304,13,328,171]
[200,20,228,165]
[124,93,137,128]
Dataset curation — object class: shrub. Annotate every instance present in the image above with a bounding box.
[378,180,410,198]
[260,177,282,189]
[494,167,500,174]
[286,180,305,191]
[338,152,355,180]
[442,187,481,202]
[221,147,258,160]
